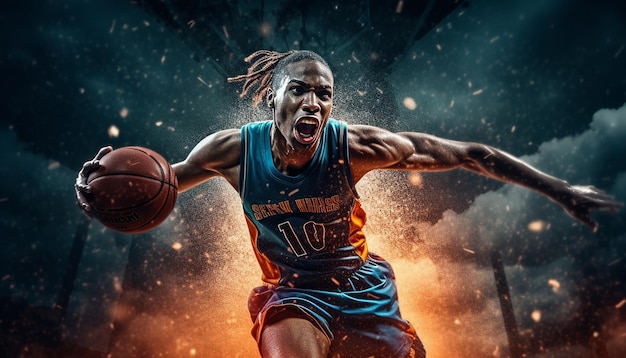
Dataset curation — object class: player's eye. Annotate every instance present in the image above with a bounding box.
[318,90,332,100]
[290,86,305,95]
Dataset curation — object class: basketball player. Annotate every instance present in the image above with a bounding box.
[76,50,622,357]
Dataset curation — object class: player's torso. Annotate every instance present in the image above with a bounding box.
[239,119,368,288]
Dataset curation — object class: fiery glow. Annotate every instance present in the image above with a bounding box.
[122,174,511,357]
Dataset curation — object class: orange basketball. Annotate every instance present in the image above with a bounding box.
[86,146,178,234]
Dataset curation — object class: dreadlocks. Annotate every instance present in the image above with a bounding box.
[227,50,295,107]
[227,49,331,107]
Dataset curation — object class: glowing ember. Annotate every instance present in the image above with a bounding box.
[396,0,404,13]
[407,172,423,187]
[47,161,60,170]
[528,220,547,232]
[196,76,211,88]
[120,107,129,118]
[113,276,122,293]
[172,242,182,251]
[108,125,120,138]
[259,22,272,37]
[531,309,541,322]
[548,279,560,292]
[403,97,417,110]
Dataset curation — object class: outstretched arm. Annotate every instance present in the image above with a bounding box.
[348,125,622,231]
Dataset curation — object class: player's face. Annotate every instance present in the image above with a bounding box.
[272,60,333,150]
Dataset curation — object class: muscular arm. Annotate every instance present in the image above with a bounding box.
[348,124,622,230]
[349,125,514,177]
[173,128,241,192]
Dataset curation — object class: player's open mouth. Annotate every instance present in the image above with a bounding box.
[294,117,320,144]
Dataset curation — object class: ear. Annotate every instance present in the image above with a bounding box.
[266,89,275,109]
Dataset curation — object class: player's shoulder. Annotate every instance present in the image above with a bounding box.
[215,127,241,137]
[193,128,241,158]
[212,128,241,146]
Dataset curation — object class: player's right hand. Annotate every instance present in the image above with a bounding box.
[75,146,113,217]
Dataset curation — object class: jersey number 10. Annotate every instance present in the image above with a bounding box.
[278,221,327,257]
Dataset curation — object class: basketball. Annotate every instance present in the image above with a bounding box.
[86,146,178,234]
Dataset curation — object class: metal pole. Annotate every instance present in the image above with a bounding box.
[491,250,524,358]
[55,215,90,316]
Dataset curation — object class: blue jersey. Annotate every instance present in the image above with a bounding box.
[239,119,368,288]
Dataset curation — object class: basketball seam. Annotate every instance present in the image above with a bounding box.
[91,178,168,211]
[132,183,177,233]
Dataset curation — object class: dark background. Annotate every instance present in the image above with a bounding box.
[1,0,625,357]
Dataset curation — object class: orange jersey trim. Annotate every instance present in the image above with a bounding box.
[245,216,281,285]
[348,200,368,262]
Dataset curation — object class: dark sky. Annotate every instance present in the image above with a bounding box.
[1,0,625,357]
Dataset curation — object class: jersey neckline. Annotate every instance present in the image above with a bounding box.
[262,119,330,184]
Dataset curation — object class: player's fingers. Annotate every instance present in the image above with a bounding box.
[76,190,92,212]
[75,182,92,194]
[83,159,101,172]
[77,159,102,185]
[577,212,598,233]
[585,197,623,216]
[603,199,624,214]
[94,146,113,160]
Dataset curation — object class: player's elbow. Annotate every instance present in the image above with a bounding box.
[462,143,497,171]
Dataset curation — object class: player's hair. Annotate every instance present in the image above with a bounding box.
[227,49,331,107]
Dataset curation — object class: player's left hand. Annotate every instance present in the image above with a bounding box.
[557,185,623,232]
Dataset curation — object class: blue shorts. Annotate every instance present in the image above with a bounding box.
[248,254,421,357]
